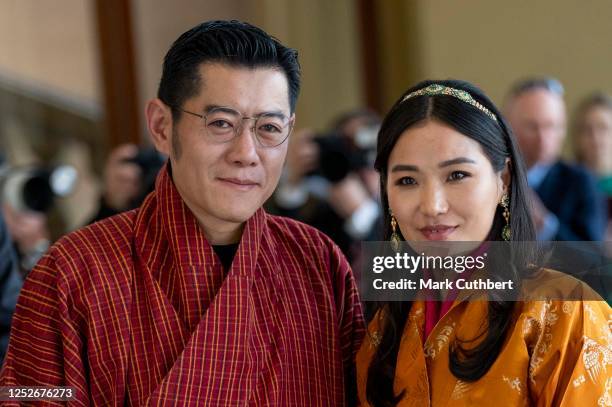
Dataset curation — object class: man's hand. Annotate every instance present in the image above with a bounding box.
[327,174,370,219]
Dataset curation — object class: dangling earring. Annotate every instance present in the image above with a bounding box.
[500,193,511,241]
[390,211,401,252]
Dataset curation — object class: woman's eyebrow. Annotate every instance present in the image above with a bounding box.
[438,157,476,167]
[391,164,419,172]
[391,157,476,173]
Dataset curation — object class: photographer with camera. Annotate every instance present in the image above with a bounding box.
[269,109,382,261]
[89,143,165,223]
[0,158,77,274]
[1,203,49,273]
[0,211,22,364]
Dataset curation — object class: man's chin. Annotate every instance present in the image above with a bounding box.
[218,207,259,224]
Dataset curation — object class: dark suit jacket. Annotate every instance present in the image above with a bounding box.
[0,213,22,363]
[536,161,607,241]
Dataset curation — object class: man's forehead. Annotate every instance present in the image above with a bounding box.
[516,89,563,108]
[512,89,565,118]
[197,62,288,93]
[182,62,291,115]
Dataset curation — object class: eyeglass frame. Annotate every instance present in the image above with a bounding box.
[174,105,295,148]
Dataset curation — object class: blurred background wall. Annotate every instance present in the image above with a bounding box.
[0,0,610,232]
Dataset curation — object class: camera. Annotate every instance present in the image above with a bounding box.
[0,163,77,213]
[312,125,378,183]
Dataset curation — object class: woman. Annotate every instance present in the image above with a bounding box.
[358,80,611,406]
[573,93,612,241]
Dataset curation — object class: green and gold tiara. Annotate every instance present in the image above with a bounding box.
[401,84,498,122]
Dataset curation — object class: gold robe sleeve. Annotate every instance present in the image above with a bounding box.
[525,299,611,407]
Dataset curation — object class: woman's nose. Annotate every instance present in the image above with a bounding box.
[419,182,449,217]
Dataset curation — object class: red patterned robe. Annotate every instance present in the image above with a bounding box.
[1,166,365,406]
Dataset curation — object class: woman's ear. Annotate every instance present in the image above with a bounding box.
[501,158,512,195]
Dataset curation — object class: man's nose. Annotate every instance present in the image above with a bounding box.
[226,120,259,166]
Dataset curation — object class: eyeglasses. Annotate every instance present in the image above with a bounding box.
[177,106,294,148]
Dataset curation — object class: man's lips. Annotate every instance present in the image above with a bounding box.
[217,177,260,190]
[418,225,457,240]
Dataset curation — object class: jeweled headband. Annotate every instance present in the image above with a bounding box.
[401,84,498,122]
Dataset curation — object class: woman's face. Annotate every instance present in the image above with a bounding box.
[576,106,612,174]
[386,120,509,242]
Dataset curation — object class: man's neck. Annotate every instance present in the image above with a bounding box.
[197,219,244,245]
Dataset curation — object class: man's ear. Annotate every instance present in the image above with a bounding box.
[146,98,173,156]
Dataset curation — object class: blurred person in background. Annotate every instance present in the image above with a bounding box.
[0,155,67,275]
[88,143,165,223]
[1,204,49,274]
[0,212,22,364]
[572,92,612,241]
[269,108,382,261]
[505,77,607,241]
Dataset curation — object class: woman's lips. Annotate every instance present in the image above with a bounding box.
[418,225,457,240]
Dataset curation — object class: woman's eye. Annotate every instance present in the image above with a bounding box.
[448,171,470,181]
[396,176,416,186]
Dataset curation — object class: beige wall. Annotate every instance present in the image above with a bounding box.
[0,0,100,115]
[409,1,612,120]
[254,0,364,131]
[1,1,610,133]
[0,0,364,137]
[131,0,364,136]
[131,0,252,129]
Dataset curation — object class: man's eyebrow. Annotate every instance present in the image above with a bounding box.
[203,105,287,119]
[203,105,239,114]
[258,110,288,119]
[390,157,476,172]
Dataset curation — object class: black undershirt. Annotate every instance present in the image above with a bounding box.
[212,243,239,272]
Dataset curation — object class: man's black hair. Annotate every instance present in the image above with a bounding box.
[158,20,301,119]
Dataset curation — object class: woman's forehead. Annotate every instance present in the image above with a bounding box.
[389,121,487,165]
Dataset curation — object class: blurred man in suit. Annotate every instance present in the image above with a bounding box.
[505,78,607,241]
[0,212,22,363]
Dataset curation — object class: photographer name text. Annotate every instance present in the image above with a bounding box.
[372,277,514,291]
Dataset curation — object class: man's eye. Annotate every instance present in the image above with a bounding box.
[448,171,470,181]
[209,120,233,129]
[396,177,416,186]
[259,123,282,133]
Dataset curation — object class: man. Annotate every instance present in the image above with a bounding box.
[1,21,364,405]
[505,77,607,241]
[0,212,22,364]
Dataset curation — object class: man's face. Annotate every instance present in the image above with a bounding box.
[162,63,292,238]
[506,89,566,168]
[575,106,612,172]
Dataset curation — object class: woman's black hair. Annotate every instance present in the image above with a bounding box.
[366,79,536,406]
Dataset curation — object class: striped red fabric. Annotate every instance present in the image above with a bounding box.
[0,165,365,406]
